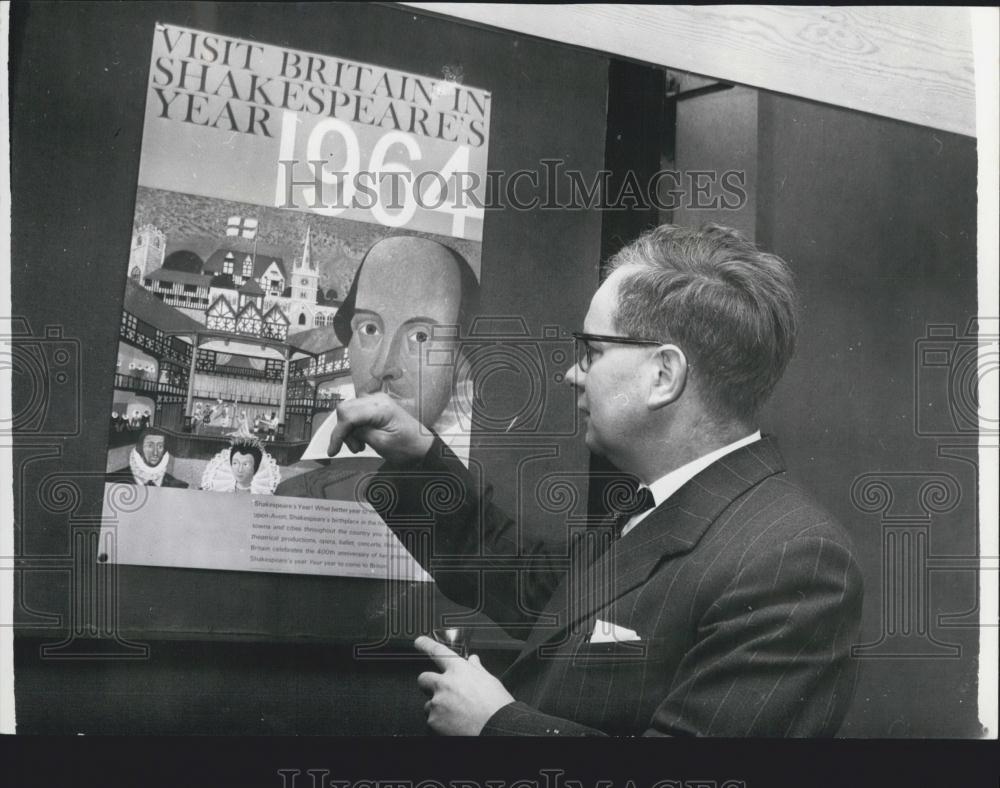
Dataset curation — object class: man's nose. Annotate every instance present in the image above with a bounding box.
[370,329,405,383]
[564,360,584,390]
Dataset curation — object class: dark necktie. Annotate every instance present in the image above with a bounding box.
[613,487,656,539]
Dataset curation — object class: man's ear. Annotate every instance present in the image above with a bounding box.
[647,344,689,410]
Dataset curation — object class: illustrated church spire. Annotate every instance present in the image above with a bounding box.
[290,225,319,304]
[297,225,316,271]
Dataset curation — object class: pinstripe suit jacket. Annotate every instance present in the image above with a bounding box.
[372,435,863,737]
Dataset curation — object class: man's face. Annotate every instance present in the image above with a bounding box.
[141,435,166,467]
[349,238,462,427]
[565,267,653,466]
[231,452,256,486]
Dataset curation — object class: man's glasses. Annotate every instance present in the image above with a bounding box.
[572,331,665,372]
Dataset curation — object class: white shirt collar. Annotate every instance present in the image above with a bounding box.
[621,430,762,537]
[128,447,170,486]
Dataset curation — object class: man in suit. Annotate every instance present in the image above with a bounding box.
[106,426,188,488]
[328,223,863,736]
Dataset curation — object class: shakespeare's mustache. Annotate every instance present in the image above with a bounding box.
[360,378,413,398]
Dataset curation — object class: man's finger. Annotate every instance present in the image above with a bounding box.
[327,398,379,456]
[468,654,482,668]
[344,433,366,453]
[327,417,352,457]
[417,670,441,695]
[414,635,461,669]
[328,417,366,457]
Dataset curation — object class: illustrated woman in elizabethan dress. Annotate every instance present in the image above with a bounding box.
[201,429,280,494]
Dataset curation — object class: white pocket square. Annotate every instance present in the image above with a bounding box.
[589,618,641,643]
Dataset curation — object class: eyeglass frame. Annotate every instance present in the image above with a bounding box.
[572,331,673,372]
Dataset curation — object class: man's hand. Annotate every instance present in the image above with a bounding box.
[328,394,434,465]
[415,636,515,736]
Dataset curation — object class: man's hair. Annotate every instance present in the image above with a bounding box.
[608,223,797,423]
[333,236,480,347]
[135,426,168,451]
[229,440,263,473]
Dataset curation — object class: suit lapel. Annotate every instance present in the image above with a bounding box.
[504,437,787,675]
